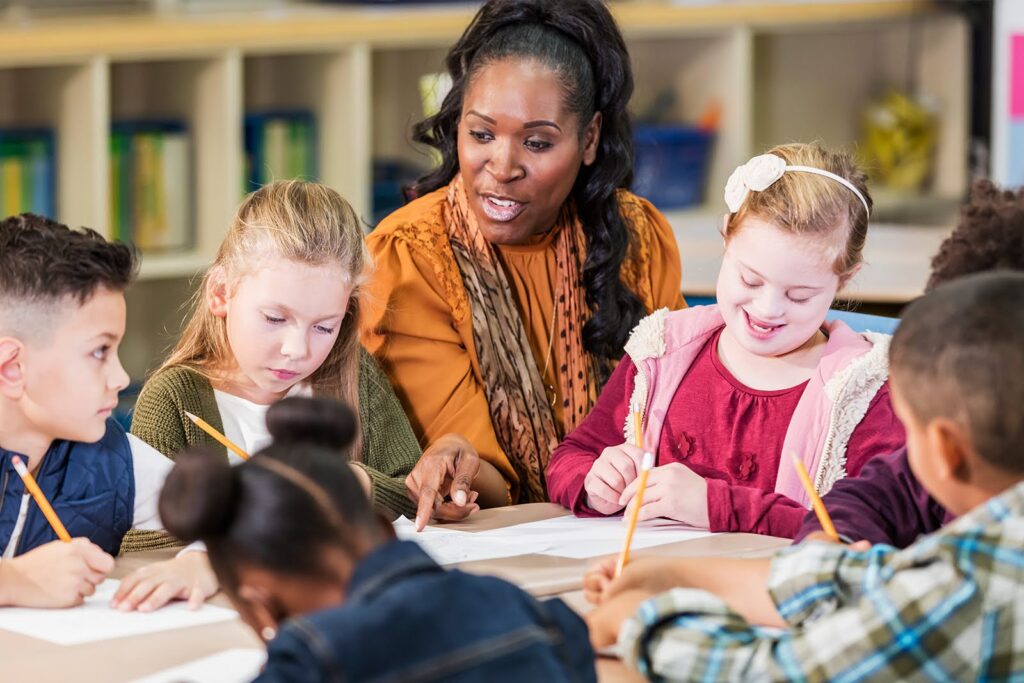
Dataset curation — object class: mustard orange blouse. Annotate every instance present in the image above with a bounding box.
[362,186,686,498]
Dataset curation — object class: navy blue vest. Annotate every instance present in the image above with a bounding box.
[0,419,134,556]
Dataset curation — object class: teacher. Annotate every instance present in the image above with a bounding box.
[363,0,686,516]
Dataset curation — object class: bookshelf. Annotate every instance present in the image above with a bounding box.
[0,1,970,376]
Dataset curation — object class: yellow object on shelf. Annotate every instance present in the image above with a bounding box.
[862,91,938,192]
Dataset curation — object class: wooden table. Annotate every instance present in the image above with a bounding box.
[2,504,788,683]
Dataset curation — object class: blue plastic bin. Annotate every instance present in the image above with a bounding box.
[632,125,714,209]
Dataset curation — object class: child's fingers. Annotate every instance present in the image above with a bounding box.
[137,581,181,613]
[187,583,205,611]
[591,458,628,493]
[78,578,98,598]
[584,472,622,506]
[634,485,667,521]
[618,477,639,507]
[115,577,158,611]
[70,538,116,574]
[583,574,611,605]
[111,569,145,607]
[608,450,639,485]
[618,464,665,507]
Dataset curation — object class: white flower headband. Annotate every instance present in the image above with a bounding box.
[723,153,870,216]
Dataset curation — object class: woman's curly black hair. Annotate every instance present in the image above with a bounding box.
[409,0,646,375]
[927,179,1024,291]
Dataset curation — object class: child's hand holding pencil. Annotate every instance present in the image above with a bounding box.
[0,539,113,608]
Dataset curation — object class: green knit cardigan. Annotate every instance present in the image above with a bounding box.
[123,348,421,552]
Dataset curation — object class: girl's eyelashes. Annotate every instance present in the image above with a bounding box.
[524,138,553,151]
[468,129,493,143]
[91,345,111,361]
[264,313,336,334]
[740,276,761,289]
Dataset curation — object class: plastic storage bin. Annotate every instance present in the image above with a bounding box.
[632,124,714,209]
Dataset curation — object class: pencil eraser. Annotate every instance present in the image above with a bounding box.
[641,452,655,470]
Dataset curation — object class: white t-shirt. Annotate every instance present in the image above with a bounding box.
[2,435,199,558]
[214,384,311,464]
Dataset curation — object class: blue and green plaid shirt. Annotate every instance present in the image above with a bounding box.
[620,480,1024,682]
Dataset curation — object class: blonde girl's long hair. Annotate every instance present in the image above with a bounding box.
[161,180,370,458]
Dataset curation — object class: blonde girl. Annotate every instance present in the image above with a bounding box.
[127,180,423,550]
[548,143,905,538]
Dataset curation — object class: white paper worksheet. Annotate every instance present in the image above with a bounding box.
[393,516,554,564]
[395,514,714,563]
[130,648,266,683]
[485,515,716,559]
[0,579,238,645]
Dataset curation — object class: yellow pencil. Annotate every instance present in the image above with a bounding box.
[632,406,643,450]
[615,451,655,578]
[791,454,839,542]
[185,411,250,461]
[11,455,71,542]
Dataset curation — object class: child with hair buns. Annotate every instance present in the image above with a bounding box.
[159,396,597,683]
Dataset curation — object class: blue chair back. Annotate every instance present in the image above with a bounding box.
[825,310,900,334]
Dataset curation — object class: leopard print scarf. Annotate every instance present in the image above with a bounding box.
[445,175,601,503]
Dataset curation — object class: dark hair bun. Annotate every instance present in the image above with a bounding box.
[265,396,357,452]
[158,448,239,542]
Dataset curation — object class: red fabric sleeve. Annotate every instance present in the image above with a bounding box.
[706,479,809,537]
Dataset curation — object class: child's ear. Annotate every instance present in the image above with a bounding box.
[838,263,863,290]
[206,266,230,319]
[927,417,972,484]
[237,583,280,640]
[0,338,25,399]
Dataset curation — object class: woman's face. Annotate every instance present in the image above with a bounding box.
[457,57,600,245]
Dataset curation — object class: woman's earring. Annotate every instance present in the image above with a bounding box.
[261,626,277,641]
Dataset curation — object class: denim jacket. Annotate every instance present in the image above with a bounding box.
[254,540,596,683]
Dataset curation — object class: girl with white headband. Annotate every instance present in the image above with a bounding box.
[548,142,905,539]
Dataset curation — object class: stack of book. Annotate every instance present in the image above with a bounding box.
[0,129,56,219]
[109,121,191,251]
[244,111,316,191]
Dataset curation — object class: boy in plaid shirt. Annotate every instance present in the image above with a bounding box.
[586,271,1024,682]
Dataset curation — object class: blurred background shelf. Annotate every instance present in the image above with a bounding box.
[665,208,950,303]
[0,0,973,377]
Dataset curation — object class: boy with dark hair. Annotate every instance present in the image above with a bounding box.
[0,214,216,610]
[587,272,1024,680]
[795,179,1024,546]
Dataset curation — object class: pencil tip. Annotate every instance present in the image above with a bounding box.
[184,411,198,423]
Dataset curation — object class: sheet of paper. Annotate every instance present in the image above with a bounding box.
[0,579,238,645]
[131,649,266,683]
[485,514,716,559]
[393,517,553,564]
